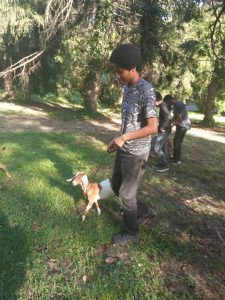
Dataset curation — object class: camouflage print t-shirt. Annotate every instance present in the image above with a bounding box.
[120,79,157,155]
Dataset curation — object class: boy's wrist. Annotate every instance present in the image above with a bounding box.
[121,134,127,142]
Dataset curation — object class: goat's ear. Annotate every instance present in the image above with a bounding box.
[73,171,81,176]
[81,174,88,185]
[66,176,75,182]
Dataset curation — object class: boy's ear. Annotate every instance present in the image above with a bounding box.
[130,67,136,73]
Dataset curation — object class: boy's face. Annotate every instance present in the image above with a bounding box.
[114,65,136,85]
[170,98,176,105]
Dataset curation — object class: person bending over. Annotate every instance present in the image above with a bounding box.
[153,94,173,172]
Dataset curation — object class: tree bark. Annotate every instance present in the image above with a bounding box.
[203,76,218,127]
[86,74,100,112]
[21,69,30,100]
[140,0,160,65]
[3,73,15,99]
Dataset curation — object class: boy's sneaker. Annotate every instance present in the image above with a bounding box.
[155,165,169,172]
[152,163,160,169]
[171,160,181,166]
[113,231,140,244]
[152,163,169,172]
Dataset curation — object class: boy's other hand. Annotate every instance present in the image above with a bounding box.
[107,140,117,153]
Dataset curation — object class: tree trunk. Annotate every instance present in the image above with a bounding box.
[203,76,218,127]
[142,63,154,83]
[140,0,160,65]
[3,73,15,99]
[86,74,100,112]
[21,69,30,100]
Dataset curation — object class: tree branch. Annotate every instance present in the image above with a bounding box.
[0,0,74,78]
[0,51,44,78]
[210,0,225,57]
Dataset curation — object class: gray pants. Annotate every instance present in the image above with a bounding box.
[111,149,149,235]
[154,132,171,166]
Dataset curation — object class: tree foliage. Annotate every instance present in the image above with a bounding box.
[0,0,224,124]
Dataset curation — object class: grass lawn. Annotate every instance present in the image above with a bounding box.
[188,111,225,127]
[0,109,225,299]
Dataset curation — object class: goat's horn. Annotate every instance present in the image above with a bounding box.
[66,176,75,182]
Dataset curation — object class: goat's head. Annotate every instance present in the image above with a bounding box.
[66,172,88,187]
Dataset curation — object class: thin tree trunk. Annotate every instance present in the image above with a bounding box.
[3,73,15,99]
[203,76,218,127]
[21,69,30,100]
[86,74,100,112]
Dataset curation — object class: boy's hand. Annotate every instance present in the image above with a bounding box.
[159,127,165,133]
[107,135,126,153]
[114,135,126,148]
[107,140,117,153]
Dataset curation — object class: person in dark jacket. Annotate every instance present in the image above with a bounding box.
[153,94,173,172]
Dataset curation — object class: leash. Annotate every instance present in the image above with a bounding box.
[92,165,101,179]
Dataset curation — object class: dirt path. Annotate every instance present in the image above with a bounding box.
[1,102,225,300]
[0,102,225,144]
[0,102,120,141]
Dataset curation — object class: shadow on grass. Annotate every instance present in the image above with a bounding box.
[143,134,225,299]
[0,212,29,300]
[0,125,225,298]
[10,99,119,123]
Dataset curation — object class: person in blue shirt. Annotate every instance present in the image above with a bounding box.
[170,97,191,165]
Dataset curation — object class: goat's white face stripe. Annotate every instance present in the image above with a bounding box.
[81,175,88,187]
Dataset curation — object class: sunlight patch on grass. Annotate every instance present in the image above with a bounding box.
[1,130,225,299]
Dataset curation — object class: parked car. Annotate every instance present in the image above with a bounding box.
[186,102,199,112]
[186,102,218,114]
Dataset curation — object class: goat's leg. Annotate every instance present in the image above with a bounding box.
[0,164,11,178]
[95,201,101,216]
[82,203,93,222]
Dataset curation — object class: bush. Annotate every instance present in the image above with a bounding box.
[99,73,122,107]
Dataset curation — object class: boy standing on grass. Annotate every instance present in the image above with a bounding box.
[170,97,191,165]
[153,94,173,172]
[107,44,158,244]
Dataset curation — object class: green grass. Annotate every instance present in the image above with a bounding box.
[0,132,172,300]
[189,111,225,127]
[0,126,225,299]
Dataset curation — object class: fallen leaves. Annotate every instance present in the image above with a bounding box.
[105,257,117,264]
[100,243,131,265]
[46,258,75,275]
[47,258,58,272]
[82,275,88,283]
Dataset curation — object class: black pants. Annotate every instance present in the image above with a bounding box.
[173,126,187,162]
[111,149,149,235]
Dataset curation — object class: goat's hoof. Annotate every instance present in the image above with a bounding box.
[97,209,101,216]
[82,215,86,222]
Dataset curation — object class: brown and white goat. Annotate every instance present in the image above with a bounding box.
[66,172,114,221]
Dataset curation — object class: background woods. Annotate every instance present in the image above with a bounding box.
[1,2,225,299]
[0,0,224,123]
